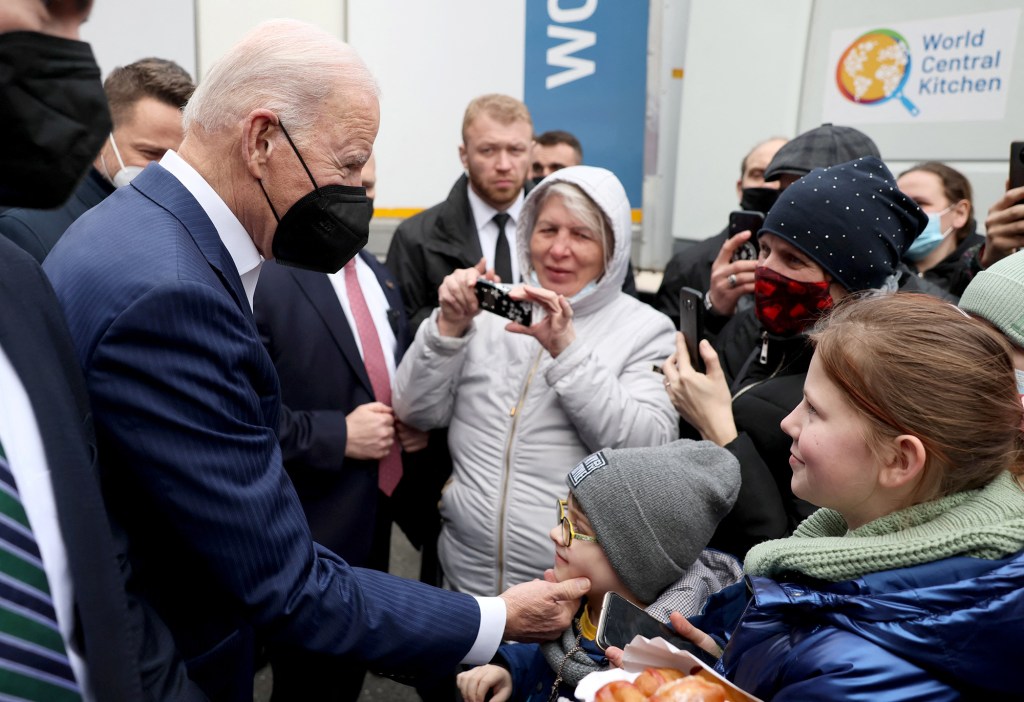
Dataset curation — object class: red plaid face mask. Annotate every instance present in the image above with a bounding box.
[754,266,833,336]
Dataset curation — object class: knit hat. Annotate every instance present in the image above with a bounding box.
[764,123,880,182]
[566,440,740,603]
[959,249,1024,348]
[758,156,927,292]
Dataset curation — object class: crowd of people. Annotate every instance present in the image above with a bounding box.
[1,2,1023,701]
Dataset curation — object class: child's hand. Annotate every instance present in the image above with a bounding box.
[669,612,723,658]
[457,664,513,702]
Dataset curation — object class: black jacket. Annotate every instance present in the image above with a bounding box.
[386,175,483,330]
[704,308,813,559]
[905,231,984,298]
[0,167,113,262]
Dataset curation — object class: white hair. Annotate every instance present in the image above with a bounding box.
[182,19,379,146]
[530,181,614,266]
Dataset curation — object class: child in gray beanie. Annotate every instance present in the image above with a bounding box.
[457,439,741,702]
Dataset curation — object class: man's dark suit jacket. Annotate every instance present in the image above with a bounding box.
[0,167,113,262]
[0,236,199,700]
[253,253,411,565]
[44,163,480,701]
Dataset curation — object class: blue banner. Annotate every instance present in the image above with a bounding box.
[524,0,649,209]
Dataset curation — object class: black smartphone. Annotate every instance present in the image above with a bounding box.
[596,592,694,652]
[1010,141,1024,193]
[679,287,705,373]
[474,279,532,326]
[727,210,765,262]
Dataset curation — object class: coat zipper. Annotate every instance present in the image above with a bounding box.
[496,348,545,593]
[732,333,786,402]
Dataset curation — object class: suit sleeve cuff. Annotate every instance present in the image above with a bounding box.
[460,596,506,665]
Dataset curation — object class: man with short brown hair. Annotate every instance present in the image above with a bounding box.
[387,93,534,328]
[0,55,193,261]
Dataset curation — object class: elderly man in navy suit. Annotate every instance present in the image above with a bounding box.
[45,18,587,702]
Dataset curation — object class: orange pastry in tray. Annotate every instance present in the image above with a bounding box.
[647,675,728,702]
[594,680,648,702]
[594,667,730,701]
[633,667,686,696]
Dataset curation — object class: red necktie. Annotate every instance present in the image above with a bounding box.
[344,260,402,496]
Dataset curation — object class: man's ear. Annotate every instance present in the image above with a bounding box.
[879,434,927,491]
[242,109,279,180]
[458,143,468,171]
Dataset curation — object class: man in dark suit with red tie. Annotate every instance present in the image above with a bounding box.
[254,155,428,700]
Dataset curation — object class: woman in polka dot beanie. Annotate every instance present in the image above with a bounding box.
[660,156,928,559]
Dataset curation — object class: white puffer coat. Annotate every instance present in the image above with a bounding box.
[393,166,678,596]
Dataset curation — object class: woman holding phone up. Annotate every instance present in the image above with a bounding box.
[662,157,929,559]
[652,293,1024,700]
[393,166,677,598]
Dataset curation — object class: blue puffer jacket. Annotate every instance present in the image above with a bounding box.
[693,550,1024,701]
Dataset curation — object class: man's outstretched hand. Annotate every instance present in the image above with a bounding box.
[500,576,590,643]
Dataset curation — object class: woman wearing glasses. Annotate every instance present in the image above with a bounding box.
[394,166,678,598]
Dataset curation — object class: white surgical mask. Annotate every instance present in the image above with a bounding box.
[99,133,144,187]
[1016,368,1024,395]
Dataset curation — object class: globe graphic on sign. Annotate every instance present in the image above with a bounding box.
[836,29,919,115]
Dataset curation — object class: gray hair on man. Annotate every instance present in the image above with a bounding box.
[183,19,379,147]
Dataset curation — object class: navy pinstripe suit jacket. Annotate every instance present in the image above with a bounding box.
[44,163,479,701]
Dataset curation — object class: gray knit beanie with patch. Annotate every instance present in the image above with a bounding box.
[566,440,740,603]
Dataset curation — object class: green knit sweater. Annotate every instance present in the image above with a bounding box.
[745,471,1024,581]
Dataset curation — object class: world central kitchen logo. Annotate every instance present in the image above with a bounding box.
[836,26,1004,117]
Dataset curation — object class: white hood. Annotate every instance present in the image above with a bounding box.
[515,165,632,318]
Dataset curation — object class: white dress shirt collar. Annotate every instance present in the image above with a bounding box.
[465,181,526,283]
[159,150,264,309]
[465,181,525,232]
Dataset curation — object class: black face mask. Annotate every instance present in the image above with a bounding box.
[259,123,371,274]
[739,186,781,215]
[0,31,112,209]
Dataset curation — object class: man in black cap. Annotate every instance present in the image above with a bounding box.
[761,122,880,189]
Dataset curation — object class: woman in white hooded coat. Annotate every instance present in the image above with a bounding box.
[393,166,678,597]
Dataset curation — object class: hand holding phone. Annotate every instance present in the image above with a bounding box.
[474,279,532,326]
[727,210,765,263]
